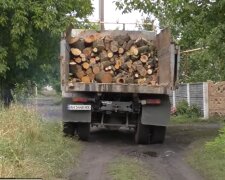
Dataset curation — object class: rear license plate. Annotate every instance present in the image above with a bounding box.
[67,105,91,111]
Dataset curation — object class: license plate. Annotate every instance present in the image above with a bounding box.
[67,104,91,111]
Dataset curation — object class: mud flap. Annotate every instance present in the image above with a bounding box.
[141,95,170,126]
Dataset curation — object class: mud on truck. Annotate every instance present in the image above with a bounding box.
[60,28,179,144]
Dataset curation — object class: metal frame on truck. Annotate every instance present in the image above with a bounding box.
[60,28,179,144]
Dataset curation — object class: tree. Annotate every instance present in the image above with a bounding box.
[115,0,225,82]
[0,0,93,103]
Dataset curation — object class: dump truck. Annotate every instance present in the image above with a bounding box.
[60,28,179,144]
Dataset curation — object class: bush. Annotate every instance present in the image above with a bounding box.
[0,105,80,179]
[176,100,201,118]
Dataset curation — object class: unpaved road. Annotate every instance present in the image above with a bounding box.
[36,98,220,180]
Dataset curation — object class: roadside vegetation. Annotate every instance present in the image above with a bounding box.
[170,100,225,124]
[0,105,80,179]
[108,156,151,180]
[187,125,225,180]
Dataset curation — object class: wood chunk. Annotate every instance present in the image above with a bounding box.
[95,72,113,83]
[118,47,124,54]
[82,62,90,70]
[130,46,138,56]
[81,76,91,83]
[92,65,101,74]
[140,55,148,63]
[74,57,82,64]
[134,37,148,47]
[99,50,108,61]
[125,40,134,51]
[71,48,81,56]
[83,48,92,57]
[84,34,96,44]
[90,58,96,64]
[107,51,114,58]
[93,38,105,51]
[147,69,153,75]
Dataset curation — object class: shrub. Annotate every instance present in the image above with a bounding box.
[176,100,201,118]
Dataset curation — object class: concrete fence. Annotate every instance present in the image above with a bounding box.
[171,81,225,118]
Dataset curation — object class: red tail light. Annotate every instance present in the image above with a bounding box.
[141,99,161,105]
[72,97,88,103]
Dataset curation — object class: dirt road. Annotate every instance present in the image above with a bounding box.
[36,98,220,180]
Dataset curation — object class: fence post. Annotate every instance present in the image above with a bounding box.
[203,82,209,119]
[187,83,190,106]
[172,90,176,107]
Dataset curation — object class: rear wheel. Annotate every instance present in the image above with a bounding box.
[150,126,166,144]
[63,122,77,137]
[135,120,150,144]
[77,123,90,141]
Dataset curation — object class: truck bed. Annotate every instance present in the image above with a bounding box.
[66,82,168,94]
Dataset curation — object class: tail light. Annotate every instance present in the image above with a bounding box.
[72,97,88,103]
[140,99,161,105]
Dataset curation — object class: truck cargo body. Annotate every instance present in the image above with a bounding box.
[60,28,179,144]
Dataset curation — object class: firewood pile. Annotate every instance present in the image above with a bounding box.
[68,33,159,85]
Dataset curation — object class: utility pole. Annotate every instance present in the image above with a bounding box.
[99,0,104,30]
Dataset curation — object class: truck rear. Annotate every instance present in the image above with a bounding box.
[60,28,179,144]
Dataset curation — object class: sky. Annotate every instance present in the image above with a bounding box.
[89,0,147,30]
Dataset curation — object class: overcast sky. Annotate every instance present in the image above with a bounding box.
[89,0,146,30]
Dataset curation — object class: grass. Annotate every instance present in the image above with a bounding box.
[108,156,151,180]
[0,105,81,179]
[187,126,225,180]
[170,115,225,125]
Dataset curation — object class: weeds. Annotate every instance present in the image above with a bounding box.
[188,126,225,180]
[0,105,80,179]
[108,156,151,180]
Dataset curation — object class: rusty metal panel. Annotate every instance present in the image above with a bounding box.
[156,28,172,87]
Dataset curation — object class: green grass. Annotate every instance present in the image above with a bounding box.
[108,156,151,180]
[0,105,81,179]
[187,126,225,180]
[170,115,225,124]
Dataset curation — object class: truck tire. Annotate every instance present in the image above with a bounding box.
[135,121,150,144]
[63,122,77,137]
[77,123,90,141]
[150,126,166,144]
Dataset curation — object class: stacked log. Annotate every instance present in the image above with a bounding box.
[68,33,159,85]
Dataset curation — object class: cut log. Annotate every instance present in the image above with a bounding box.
[84,34,96,44]
[110,41,119,53]
[95,72,113,83]
[102,61,113,68]
[140,55,148,63]
[71,48,81,56]
[81,76,91,83]
[118,47,124,54]
[147,69,153,75]
[125,40,134,51]
[130,46,138,56]
[114,34,130,46]
[75,70,85,79]
[137,65,147,77]
[99,50,109,61]
[107,51,114,58]
[83,48,92,57]
[74,57,82,64]
[90,58,96,64]
[92,65,101,74]
[86,68,93,75]
[134,78,146,84]
[95,56,100,62]
[93,47,98,53]
[93,38,105,51]
[137,46,149,54]
[134,37,148,47]
[104,35,113,50]
[82,62,90,70]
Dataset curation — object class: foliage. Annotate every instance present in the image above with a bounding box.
[176,100,201,118]
[0,105,81,178]
[115,1,225,82]
[108,156,151,180]
[0,0,93,92]
[188,126,225,180]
